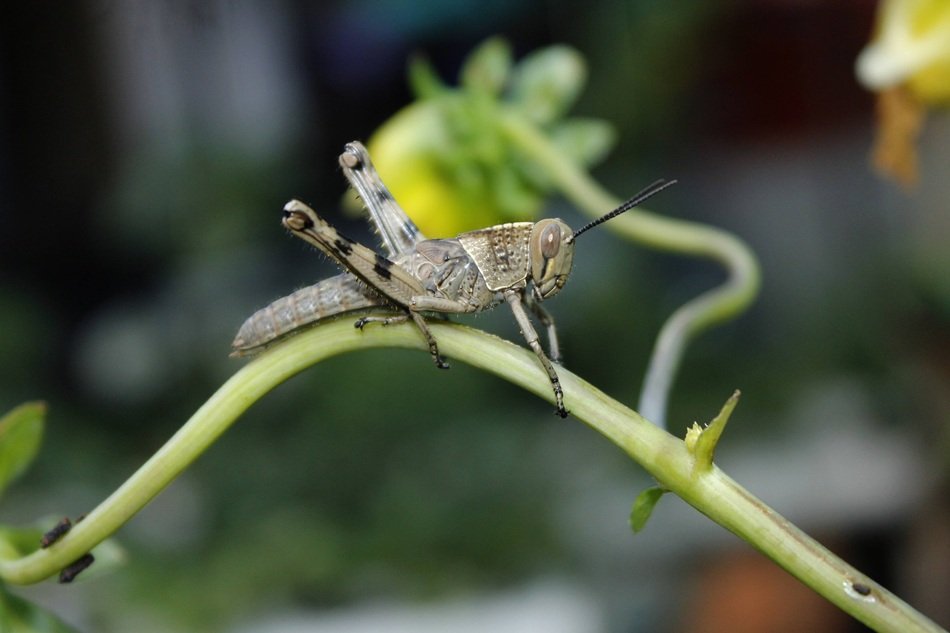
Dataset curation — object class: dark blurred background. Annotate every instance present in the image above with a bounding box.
[1,1,948,632]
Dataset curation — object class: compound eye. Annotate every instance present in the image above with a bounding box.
[539,224,561,259]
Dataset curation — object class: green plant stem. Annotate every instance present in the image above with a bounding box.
[498,110,761,428]
[0,320,941,632]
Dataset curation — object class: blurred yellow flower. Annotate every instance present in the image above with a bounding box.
[855,0,950,186]
[856,0,950,103]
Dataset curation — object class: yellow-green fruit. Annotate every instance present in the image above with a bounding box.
[368,100,538,237]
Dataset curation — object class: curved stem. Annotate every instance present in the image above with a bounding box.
[0,320,942,632]
[498,111,761,427]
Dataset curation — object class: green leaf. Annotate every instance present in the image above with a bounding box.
[79,537,127,582]
[0,525,44,559]
[630,486,666,533]
[460,37,513,96]
[509,45,586,124]
[549,118,617,168]
[408,54,447,100]
[0,583,80,632]
[490,166,544,221]
[0,402,46,498]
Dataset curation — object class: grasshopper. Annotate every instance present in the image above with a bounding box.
[232,141,674,417]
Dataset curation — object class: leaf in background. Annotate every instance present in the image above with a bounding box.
[0,583,80,632]
[460,37,513,96]
[508,45,586,124]
[549,118,618,168]
[630,486,666,533]
[78,538,127,582]
[407,54,446,100]
[0,402,46,499]
[0,525,44,559]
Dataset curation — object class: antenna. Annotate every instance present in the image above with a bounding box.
[568,178,678,242]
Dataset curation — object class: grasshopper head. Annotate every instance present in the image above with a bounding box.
[528,179,677,301]
[529,219,575,300]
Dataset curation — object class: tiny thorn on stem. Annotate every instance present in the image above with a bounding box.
[691,389,741,471]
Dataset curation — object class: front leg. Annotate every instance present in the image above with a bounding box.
[504,290,567,418]
[525,292,561,364]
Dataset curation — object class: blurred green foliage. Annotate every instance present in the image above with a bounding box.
[0,403,44,500]
[365,38,616,236]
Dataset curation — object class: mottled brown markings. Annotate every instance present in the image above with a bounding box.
[334,238,354,256]
[373,254,393,280]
